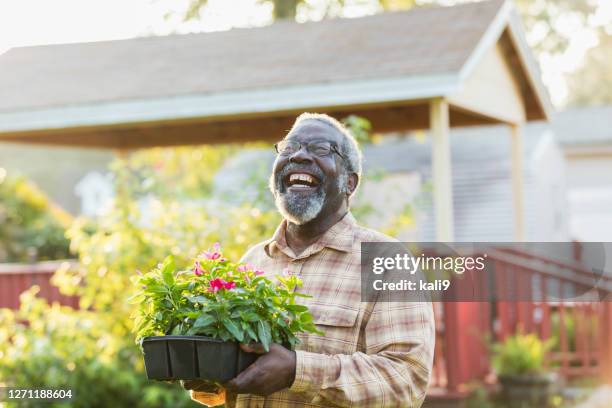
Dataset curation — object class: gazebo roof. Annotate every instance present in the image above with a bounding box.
[0,0,551,149]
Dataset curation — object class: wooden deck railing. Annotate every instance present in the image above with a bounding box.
[0,260,79,310]
[429,246,612,397]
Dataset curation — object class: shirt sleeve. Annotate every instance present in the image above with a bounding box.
[288,301,435,407]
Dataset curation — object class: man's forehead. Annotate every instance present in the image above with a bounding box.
[285,119,343,143]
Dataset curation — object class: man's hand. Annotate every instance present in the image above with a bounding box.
[225,343,296,396]
[182,380,226,407]
[181,380,221,393]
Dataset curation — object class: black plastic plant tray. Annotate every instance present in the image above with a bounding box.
[142,336,258,382]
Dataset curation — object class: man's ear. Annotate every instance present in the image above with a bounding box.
[347,173,359,197]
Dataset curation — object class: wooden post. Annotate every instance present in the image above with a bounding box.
[510,124,525,241]
[113,149,131,159]
[601,302,612,383]
[430,98,454,241]
[443,302,463,392]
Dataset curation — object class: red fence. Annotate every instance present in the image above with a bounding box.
[0,260,79,310]
[429,246,612,399]
[2,252,611,400]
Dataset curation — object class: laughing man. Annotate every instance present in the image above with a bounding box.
[185,113,435,408]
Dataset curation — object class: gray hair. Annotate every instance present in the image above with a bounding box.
[290,112,363,191]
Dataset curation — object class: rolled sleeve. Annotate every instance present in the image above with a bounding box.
[289,350,328,393]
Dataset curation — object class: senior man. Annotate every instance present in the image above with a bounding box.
[185,113,435,407]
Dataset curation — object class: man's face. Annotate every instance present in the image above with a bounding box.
[270,120,348,225]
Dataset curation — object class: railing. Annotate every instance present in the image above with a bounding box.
[0,260,79,310]
[429,245,612,397]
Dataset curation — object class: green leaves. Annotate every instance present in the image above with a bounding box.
[160,256,176,286]
[286,304,308,313]
[257,321,272,352]
[492,333,555,376]
[192,314,216,330]
[223,319,244,342]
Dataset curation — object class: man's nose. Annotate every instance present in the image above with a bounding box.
[289,145,313,163]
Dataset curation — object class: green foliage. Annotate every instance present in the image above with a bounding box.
[0,287,198,408]
[567,30,612,107]
[118,145,237,200]
[465,383,496,408]
[342,115,373,145]
[4,149,280,407]
[132,249,323,351]
[514,0,599,56]
[492,333,555,376]
[0,171,72,263]
[550,310,575,354]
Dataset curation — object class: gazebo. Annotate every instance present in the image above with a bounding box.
[0,0,551,241]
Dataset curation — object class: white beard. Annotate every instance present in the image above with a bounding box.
[274,186,325,225]
[272,172,348,225]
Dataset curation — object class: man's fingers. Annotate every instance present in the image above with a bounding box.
[182,380,219,393]
[240,342,267,354]
[182,380,198,390]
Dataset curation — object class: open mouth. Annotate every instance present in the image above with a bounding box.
[284,172,321,192]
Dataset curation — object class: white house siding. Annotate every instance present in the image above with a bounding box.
[364,127,570,243]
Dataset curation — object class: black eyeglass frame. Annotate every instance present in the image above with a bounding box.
[274,140,345,161]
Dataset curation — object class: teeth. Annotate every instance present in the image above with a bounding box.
[289,173,315,184]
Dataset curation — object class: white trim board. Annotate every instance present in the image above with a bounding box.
[0,74,460,133]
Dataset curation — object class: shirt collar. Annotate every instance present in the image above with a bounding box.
[264,212,356,259]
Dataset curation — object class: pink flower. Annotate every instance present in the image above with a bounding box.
[203,251,221,260]
[193,261,206,276]
[209,278,225,293]
[254,267,265,276]
[237,263,253,272]
[208,278,236,292]
[200,243,223,260]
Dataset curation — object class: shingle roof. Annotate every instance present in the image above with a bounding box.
[550,105,612,146]
[0,0,504,112]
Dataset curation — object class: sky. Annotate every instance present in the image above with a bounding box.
[1,0,611,107]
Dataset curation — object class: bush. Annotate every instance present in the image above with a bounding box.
[492,333,555,376]
[0,287,198,408]
[0,172,72,262]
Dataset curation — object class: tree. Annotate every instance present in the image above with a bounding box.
[566,30,612,106]
[185,0,301,20]
[513,0,598,57]
[180,0,598,59]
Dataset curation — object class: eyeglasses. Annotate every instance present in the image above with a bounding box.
[274,140,345,161]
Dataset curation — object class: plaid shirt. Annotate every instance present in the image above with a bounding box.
[194,212,435,408]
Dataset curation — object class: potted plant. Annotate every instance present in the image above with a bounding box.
[492,332,557,407]
[131,243,323,383]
